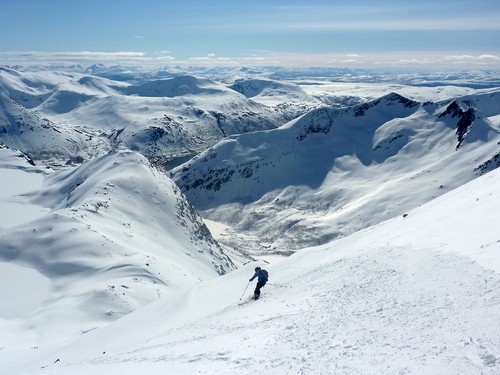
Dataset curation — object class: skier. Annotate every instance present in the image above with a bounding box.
[249,266,268,299]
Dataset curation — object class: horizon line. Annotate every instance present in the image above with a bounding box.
[2,51,500,71]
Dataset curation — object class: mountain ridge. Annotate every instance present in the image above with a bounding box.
[0,68,290,167]
[0,149,234,346]
[171,91,500,255]
[1,66,500,374]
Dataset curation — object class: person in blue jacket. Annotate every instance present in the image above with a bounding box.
[249,266,268,299]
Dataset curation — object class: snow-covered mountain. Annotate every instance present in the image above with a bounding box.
[0,147,234,347]
[0,68,288,167]
[171,91,500,256]
[3,156,500,375]
[230,78,324,119]
[0,91,110,166]
[1,65,500,374]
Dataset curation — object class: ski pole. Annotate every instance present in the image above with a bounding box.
[239,281,251,300]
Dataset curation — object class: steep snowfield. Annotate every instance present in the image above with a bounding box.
[0,147,234,349]
[172,92,500,256]
[0,68,84,109]
[3,163,499,375]
[0,146,47,228]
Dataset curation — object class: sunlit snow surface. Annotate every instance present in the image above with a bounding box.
[2,154,500,374]
[0,67,499,374]
[172,89,500,257]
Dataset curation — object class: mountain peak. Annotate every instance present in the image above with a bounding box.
[122,75,227,98]
[353,92,419,117]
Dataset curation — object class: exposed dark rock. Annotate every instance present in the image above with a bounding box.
[439,101,476,149]
[474,151,500,175]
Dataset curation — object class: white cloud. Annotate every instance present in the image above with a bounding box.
[265,16,500,31]
[444,54,500,65]
[1,51,500,71]
[0,51,173,67]
[478,54,500,60]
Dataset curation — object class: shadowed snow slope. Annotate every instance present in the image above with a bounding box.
[171,92,500,255]
[0,149,234,347]
[4,164,500,375]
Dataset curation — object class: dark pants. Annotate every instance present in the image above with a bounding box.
[254,280,266,298]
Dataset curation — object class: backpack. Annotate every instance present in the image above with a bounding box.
[261,269,269,278]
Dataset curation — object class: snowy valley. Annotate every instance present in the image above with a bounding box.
[172,91,500,256]
[0,65,500,374]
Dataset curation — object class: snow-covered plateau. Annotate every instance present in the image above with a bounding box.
[1,65,500,374]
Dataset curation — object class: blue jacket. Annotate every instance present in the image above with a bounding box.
[250,269,268,283]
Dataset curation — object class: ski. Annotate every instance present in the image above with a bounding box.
[238,295,261,305]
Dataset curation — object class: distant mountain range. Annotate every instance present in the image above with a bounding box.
[2,66,499,257]
[1,68,303,167]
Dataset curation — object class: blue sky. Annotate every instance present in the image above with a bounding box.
[2,0,500,69]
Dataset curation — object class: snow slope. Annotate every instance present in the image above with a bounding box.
[0,147,234,348]
[2,67,499,170]
[1,66,499,374]
[171,92,500,256]
[4,162,500,375]
[0,146,48,231]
